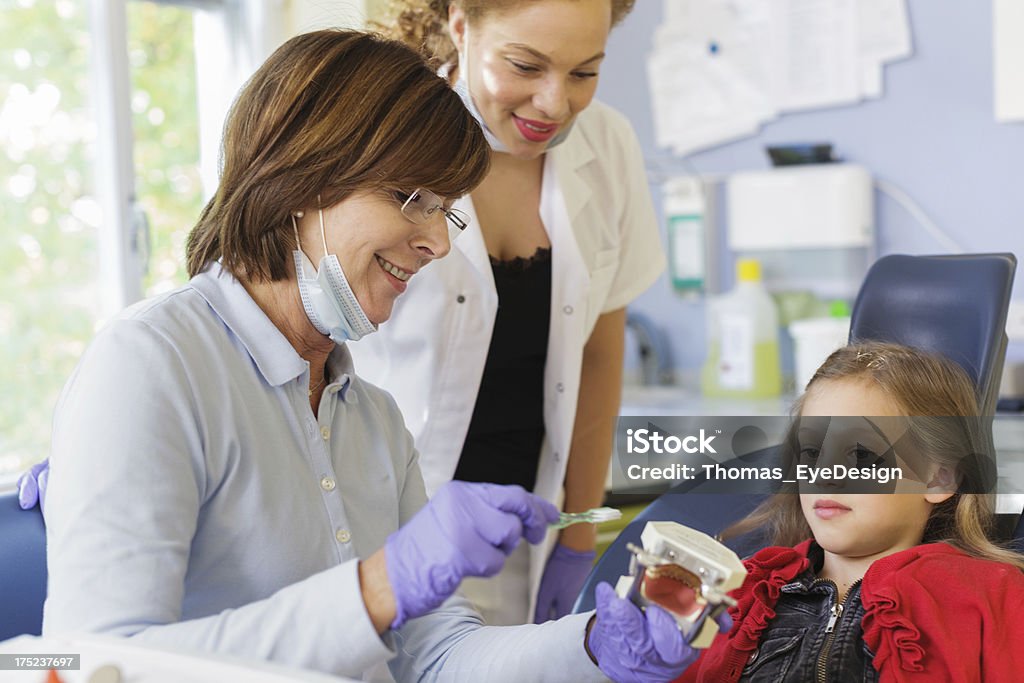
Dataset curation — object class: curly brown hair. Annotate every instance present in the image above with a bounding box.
[375,0,634,68]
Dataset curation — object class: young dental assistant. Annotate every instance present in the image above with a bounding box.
[362,0,664,626]
[38,30,704,683]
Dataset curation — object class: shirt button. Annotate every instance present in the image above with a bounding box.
[320,426,331,440]
[556,382,565,393]
[336,528,351,543]
[563,305,574,315]
[457,295,466,303]
[554,451,561,463]
[320,476,336,492]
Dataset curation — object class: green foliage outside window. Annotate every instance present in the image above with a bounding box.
[129,1,203,297]
[0,0,202,478]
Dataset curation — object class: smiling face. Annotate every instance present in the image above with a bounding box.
[294,189,451,325]
[797,378,953,566]
[450,0,612,159]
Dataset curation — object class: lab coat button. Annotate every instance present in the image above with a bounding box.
[320,476,336,492]
[554,451,561,463]
[563,305,573,315]
[457,295,466,303]
[320,426,331,440]
[556,382,565,393]
[336,528,351,543]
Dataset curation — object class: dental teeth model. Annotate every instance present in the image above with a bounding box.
[616,521,747,648]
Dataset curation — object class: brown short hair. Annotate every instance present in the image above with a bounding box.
[186,29,490,281]
[377,0,635,68]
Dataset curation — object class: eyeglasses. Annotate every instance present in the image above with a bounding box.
[395,188,470,242]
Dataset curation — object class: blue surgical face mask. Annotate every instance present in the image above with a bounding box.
[292,205,377,344]
[453,26,574,153]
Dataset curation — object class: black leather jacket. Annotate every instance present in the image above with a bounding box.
[738,550,878,682]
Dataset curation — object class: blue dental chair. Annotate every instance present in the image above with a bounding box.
[574,252,1019,613]
[0,489,47,639]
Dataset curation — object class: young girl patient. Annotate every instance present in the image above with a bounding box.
[676,341,1024,682]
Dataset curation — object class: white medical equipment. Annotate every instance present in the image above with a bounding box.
[615,521,746,648]
[727,163,875,299]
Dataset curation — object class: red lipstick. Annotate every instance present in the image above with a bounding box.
[512,114,559,143]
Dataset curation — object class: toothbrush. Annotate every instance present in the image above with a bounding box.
[551,506,622,529]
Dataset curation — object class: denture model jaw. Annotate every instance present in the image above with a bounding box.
[615,521,747,648]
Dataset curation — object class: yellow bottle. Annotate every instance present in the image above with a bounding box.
[701,259,782,398]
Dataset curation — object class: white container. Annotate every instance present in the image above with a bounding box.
[701,259,782,398]
[789,316,851,392]
[727,164,873,250]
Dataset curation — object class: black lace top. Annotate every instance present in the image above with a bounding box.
[454,247,552,490]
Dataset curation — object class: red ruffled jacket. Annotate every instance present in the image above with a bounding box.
[675,540,1024,682]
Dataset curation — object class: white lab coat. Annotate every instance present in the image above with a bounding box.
[349,100,665,623]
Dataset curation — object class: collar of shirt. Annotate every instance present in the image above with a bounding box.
[189,262,357,403]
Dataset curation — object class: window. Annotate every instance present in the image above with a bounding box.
[129,1,204,296]
[1,0,98,481]
[0,0,249,484]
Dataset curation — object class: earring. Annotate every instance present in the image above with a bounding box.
[292,210,304,218]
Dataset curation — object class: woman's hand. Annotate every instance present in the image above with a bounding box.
[17,459,49,511]
[534,543,596,622]
[383,481,559,630]
[586,582,731,683]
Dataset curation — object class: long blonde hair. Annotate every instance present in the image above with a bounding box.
[375,0,635,68]
[724,341,1024,571]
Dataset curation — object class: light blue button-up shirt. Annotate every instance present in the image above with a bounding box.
[42,264,605,682]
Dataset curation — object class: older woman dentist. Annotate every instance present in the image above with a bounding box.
[31,28,710,683]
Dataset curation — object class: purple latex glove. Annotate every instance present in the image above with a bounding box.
[17,459,49,511]
[534,543,596,623]
[587,582,732,683]
[384,480,559,630]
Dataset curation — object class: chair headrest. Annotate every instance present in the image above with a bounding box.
[849,253,1016,415]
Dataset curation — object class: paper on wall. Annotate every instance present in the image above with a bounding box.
[994,0,1024,122]
[647,46,766,156]
[648,0,913,154]
[859,0,914,99]
[772,0,861,112]
[862,60,883,99]
[648,0,777,156]
[859,0,913,63]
